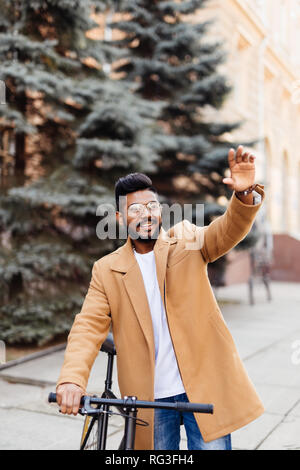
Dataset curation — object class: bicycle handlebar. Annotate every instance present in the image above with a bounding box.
[172,401,213,413]
[49,392,84,404]
[48,392,213,415]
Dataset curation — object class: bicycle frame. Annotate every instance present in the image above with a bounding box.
[50,333,213,450]
[49,391,214,450]
[77,395,140,450]
[80,338,127,450]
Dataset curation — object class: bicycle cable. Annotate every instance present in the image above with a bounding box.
[81,407,149,427]
[105,409,149,427]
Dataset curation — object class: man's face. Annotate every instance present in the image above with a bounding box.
[116,189,162,242]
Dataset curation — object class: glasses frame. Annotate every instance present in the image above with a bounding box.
[127,201,162,217]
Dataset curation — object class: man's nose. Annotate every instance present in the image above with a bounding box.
[140,206,152,216]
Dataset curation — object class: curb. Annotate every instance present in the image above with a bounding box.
[0,374,57,387]
[0,343,66,371]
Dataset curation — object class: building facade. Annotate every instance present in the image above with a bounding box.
[197,0,300,282]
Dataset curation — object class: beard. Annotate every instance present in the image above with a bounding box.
[127,220,162,243]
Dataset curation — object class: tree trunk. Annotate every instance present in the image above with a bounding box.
[14,90,26,172]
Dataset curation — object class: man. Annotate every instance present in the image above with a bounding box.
[56,145,265,450]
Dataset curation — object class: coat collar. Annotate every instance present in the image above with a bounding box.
[110,226,177,362]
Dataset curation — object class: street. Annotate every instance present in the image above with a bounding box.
[1,281,300,450]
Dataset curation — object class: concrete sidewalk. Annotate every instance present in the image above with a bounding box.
[1,281,300,450]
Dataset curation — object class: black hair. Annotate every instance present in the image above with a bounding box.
[115,172,158,212]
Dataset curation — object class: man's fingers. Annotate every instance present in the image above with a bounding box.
[228,148,235,167]
[72,392,83,416]
[66,392,74,415]
[242,152,250,162]
[235,145,244,163]
[60,392,68,414]
[56,383,84,415]
[242,152,256,164]
[56,391,62,406]
[58,391,83,415]
[228,145,245,166]
[231,147,256,164]
[59,391,73,414]
[223,177,234,186]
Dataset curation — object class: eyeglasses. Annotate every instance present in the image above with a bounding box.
[127,201,161,217]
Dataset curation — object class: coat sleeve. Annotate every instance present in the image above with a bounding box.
[56,260,111,392]
[199,184,265,263]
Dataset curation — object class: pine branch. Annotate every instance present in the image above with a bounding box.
[74,137,161,172]
[0,107,36,134]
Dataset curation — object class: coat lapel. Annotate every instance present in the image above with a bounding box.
[110,227,177,359]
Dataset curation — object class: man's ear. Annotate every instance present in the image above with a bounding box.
[116,210,125,226]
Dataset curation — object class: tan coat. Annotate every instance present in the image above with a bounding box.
[57,185,265,449]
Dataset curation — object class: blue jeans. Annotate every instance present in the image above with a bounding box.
[154,393,232,450]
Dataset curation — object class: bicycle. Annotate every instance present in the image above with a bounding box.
[48,333,214,450]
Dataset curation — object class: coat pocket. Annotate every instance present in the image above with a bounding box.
[207,308,234,347]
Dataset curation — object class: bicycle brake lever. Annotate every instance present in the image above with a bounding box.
[79,396,103,416]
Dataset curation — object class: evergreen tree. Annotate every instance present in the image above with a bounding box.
[0,0,164,345]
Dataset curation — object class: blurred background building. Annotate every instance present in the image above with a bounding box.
[198,0,300,283]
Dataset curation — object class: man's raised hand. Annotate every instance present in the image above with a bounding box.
[222,145,256,192]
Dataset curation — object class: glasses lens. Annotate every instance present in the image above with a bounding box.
[128,202,160,216]
[148,202,160,211]
[128,204,143,216]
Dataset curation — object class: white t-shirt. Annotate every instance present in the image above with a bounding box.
[133,248,185,399]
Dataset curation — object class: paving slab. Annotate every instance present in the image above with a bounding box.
[241,337,300,389]
[289,400,300,418]
[0,407,83,450]
[216,282,300,362]
[0,281,299,450]
[253,383,300,416]
[0,348,120,396]
[257,413,300,450]
[0,379,124,450]
[231,412,283,450]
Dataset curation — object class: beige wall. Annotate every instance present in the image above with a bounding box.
[197,0,300,236]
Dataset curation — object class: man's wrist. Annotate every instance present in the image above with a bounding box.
[235,183,258,196]
[235,192,254,205]
[235,183,261,205]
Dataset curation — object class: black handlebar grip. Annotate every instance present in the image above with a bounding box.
[48,391,85,405]
[175,401,213,414]
[48,392,57,403]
